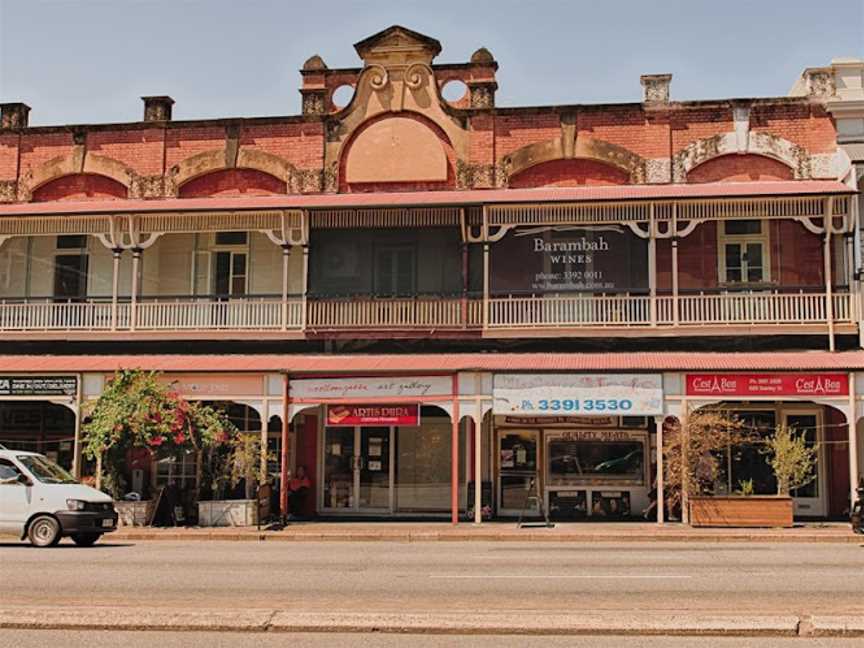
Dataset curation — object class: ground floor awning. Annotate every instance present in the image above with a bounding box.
[0,350,863,373]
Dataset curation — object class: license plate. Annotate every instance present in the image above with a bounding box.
[101,519,115,528]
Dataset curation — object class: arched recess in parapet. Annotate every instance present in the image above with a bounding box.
[499,137,647,187]
[178,169,287,197]
[686,153,795,183]
[509,158,630,188]
[673,132,811,182]
[171,148,297,194]
[31,173,129,201]
[337,111,456,191]
[24,152,133,201]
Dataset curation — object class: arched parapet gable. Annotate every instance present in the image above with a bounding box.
[324,62,471,190]
[672,131,819,183]
[20,148,134,201]
[498,136,647,187]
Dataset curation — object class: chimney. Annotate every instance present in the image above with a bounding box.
[0,102,31,129]
[142,96,174,122]
[640,74,672,104]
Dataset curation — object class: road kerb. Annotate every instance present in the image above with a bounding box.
[805,616,864,637]
[92,531,860,544]
[268,611,801,636]
[1,607,838,637]
[0,607,274,633]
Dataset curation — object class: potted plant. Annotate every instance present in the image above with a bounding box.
[758,423,818,526]
[684,419,808,528]
[198,432,272,527]
[82,369,236,526]
[663,410,749,525]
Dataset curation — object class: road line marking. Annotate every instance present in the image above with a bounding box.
[429,574,692,579]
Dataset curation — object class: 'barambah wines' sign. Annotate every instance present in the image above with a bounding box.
[491,226,648,294]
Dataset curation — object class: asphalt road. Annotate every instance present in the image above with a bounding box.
[1,540,862,615]
[2,631,864,648]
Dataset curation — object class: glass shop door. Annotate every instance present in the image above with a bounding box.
[497,429,539,516]
[322,426,393,513]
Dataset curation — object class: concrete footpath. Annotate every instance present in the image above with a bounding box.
[102,521,861,543]
[1,606,863,638]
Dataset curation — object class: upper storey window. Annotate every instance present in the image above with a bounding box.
[719,220,769,285]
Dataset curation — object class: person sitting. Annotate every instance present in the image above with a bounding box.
[288,465,311,520]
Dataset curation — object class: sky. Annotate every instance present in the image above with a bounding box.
[0,0,862,127]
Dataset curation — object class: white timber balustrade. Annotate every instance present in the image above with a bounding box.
[308,297,482,329]
[133,297,300,331]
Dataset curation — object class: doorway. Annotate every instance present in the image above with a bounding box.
[322,426,392,513]
[783,409,827,518]
[497,429,539,517]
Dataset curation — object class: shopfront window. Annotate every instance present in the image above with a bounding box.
[394,413,466,513]
[729,410,777,495]
[154,452,197,489]
[546,435,645,485]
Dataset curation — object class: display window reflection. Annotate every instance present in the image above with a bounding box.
[546,433,646,486]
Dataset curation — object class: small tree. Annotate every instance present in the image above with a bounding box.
[763,424,818,496]
[204,431,273,500]
[83,369,237,498]
[663,410,750,515]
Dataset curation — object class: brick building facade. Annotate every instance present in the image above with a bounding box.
[0,26,861,525]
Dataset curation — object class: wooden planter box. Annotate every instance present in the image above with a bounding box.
[689,496,794,528]
[198,499,258,527]
[114,500,156,527]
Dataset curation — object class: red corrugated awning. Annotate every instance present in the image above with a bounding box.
[0,180,854,217]
[0,351,862,373]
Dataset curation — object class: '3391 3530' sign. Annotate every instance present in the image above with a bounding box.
[493,374,663,417]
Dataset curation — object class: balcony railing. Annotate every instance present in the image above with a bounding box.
[486,290,856,329]
[134,296,300,330]
[0,290,856,334]
[308,296,482,329]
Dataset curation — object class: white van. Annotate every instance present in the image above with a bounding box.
[0,448,117,547]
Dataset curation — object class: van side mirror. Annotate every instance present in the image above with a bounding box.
[17,473,32,486]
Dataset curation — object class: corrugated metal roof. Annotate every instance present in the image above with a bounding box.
[0,180,853,217]
[0,351,861,373]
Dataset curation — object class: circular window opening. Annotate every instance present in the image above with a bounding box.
[441,79,468,105]
[331,84,355,110]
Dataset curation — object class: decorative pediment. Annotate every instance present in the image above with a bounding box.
[353,25,442,66]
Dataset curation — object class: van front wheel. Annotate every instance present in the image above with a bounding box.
[71,533,101,547]
[28,516,61,547]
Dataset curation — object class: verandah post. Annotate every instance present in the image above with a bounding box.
[648,204,657,327]
[281,244,290,330]
[474,397,483,525]
[654,414,664,525]
[824,197,835,351]
[130,248,141,331]
[671,203,679,327]
[110,249,122,330]
[451,373,460,525]
[849,371,860,507]
[281,374,290,522]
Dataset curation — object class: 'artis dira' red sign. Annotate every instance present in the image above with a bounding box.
[326,404,420,426]
[686,373,849,397]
